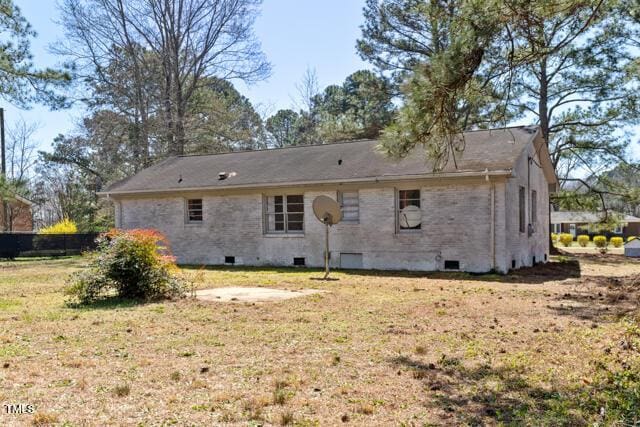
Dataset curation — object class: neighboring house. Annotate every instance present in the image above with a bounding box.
[550,211,640,240]
[0,194,33,232]
[100,126,557,273]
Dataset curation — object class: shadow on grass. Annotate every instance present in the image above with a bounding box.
[390,355,588,425]
[547,274,640,322]
[67,297,150,311]
[0,255,81,263]
[181,258,582,285]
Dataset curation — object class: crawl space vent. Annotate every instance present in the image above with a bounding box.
[293,257,306,266]
[444,260,460,270]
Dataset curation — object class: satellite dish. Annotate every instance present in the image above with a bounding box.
[313,195,342,225]
[312,196,342,280]
[399,205,421,228]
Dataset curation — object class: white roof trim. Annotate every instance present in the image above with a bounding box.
[98,169,513,197]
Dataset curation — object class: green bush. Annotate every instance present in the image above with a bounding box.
[551,233,558,243]
[559,233,574,247]
[577,235,590,247]
[593,235,607,248]
[65,229,186,304]
[628,236,637,242]
[610,237,624,248]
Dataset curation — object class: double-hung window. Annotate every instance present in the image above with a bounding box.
[519,186,526,233]
[338,191,359,223]
[397,189,421,231]
[264,194,304,233]
[531,190,537,228]
[186,199,203,223]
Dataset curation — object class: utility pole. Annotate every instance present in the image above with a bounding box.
[1,107,8,232]
[1,108,5,177]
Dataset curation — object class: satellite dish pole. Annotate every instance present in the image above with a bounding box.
[312,195,342,279]
[323,216,330,279]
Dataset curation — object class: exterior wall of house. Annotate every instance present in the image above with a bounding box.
[504,143,550,269]
[114,140,552,274]
[116,178,513,273]
[0,199,33,232]
[625,223,640,239]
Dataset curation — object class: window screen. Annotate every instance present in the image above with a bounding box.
[338,191,359,222]
[187,199,203,222]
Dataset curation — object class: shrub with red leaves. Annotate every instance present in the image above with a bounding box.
[66,229,186,304]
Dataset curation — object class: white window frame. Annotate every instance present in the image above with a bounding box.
[531,190,537,226]
[519,186,526,233]
[337,190,359,224]
[395,188,422,233]
[613,225,623,234]
[263,194,305,234]
[185,198,203,224]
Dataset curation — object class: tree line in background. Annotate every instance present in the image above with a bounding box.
[1,0,640,232]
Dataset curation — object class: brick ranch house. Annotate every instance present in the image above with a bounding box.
[551,211,640,240]
[100,126,557,273]
[0,194,33,232]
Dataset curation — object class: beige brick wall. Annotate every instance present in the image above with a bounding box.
[504,143,550,269]
[114,140,551,274]
[116,178,512,273]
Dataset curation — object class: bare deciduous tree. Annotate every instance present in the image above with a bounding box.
[6,117,40,182]
[57,0,271,156]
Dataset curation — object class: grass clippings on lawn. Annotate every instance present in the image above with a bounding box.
[0,255,639,425]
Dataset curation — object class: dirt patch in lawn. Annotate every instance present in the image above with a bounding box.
[195,286,324,302]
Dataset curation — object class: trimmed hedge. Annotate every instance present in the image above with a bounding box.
[593,235,607,248]
[559,233,574,247]
[610,237,624,248]
[577,235,590,247]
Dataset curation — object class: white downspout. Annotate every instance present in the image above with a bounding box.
[491,182,496,271]
[486,170,496,271]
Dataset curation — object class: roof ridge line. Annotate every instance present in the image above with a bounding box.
[175,125,537,159]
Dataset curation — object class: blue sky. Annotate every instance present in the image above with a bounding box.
[6,0,371,152]
[5,0,640,161]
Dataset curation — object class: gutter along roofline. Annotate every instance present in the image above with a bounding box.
[98,169,514,197]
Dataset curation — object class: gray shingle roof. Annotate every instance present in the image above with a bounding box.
[551,211,640,224]
[104,126,544,195]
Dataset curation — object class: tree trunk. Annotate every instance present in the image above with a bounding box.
[537,58,559,255]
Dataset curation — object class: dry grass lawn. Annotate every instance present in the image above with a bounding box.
[1,255,639,426]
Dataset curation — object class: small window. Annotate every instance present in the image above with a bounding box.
[264,194,304,234]
[338,191,359,223]
[444,260,460,270]
[225,256,235,264]
[293,257,305,266]
[531,190,537,225]
[397,189,421,231]
[186,199,203,223]
[519,186,525,233]
[613,225,623,234]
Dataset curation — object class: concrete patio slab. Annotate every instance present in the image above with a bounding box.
[195,286,324,303]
